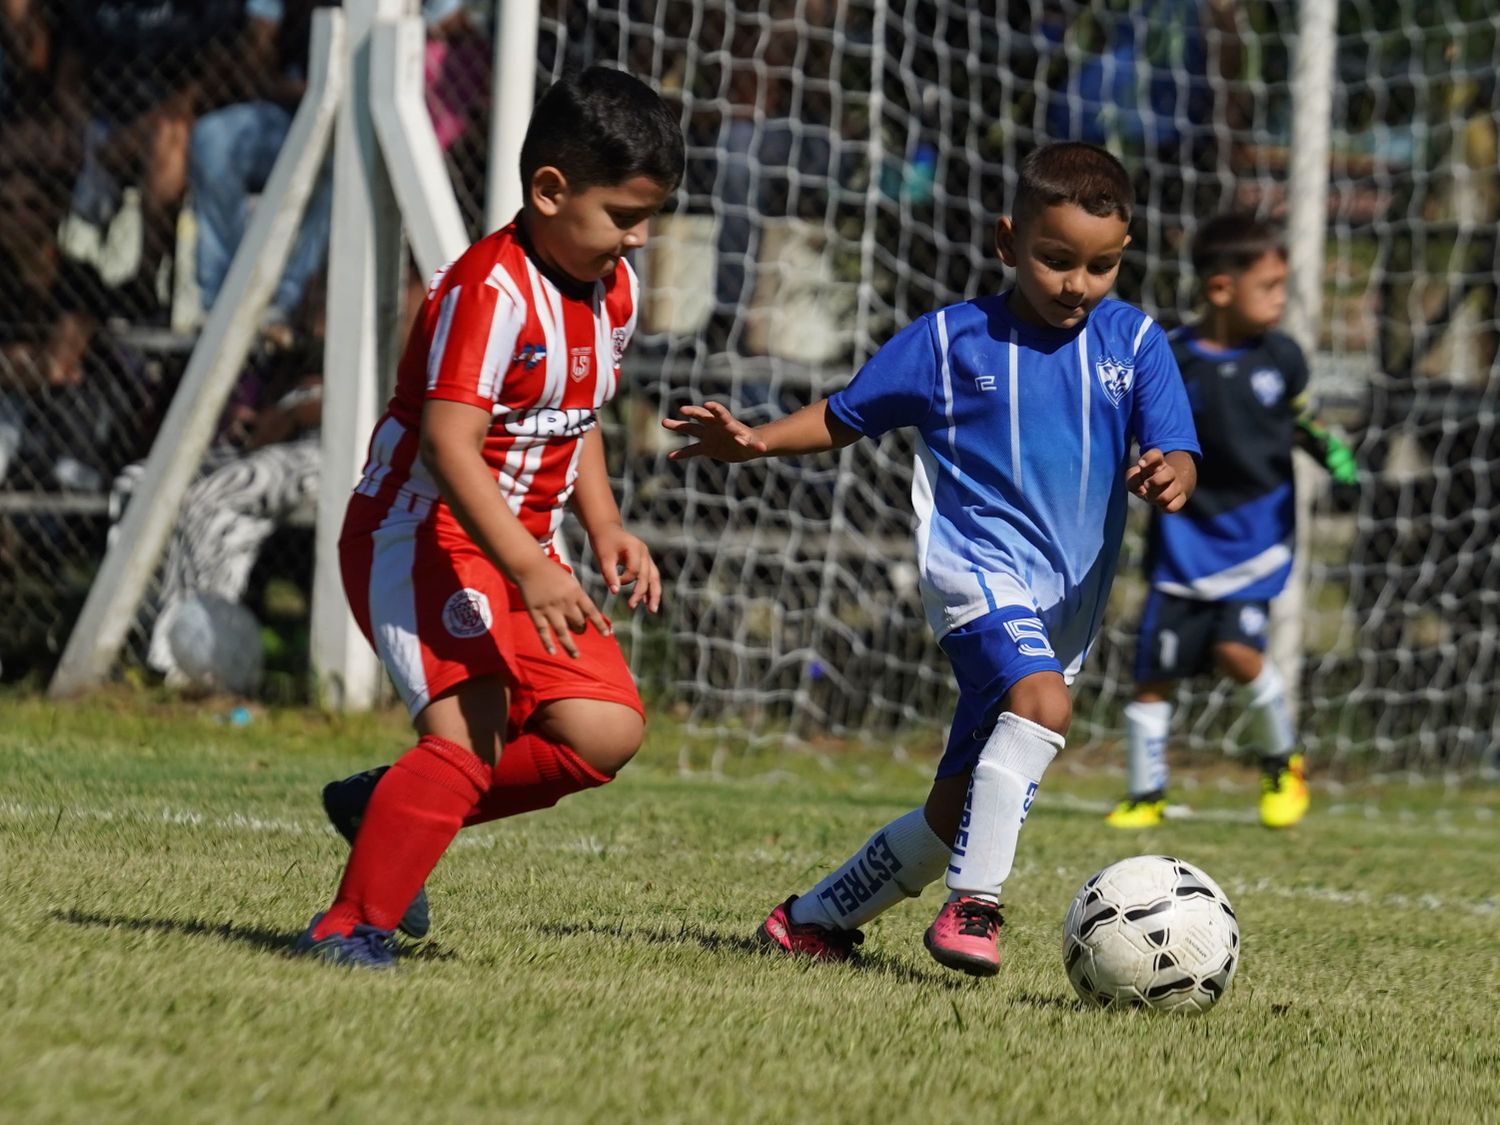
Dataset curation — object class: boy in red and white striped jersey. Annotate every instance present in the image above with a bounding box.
[295,67,683,967]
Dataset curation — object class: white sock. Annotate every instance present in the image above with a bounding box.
[789,808,950,930]
[1245,662,1295,759]
[946,713,1063,901]
[1124,700,1172,797]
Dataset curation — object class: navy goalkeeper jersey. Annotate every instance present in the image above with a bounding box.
[1145,326,1310,601]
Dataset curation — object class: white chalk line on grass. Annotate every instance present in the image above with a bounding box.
[1221,877,1497,918]
[0,798,316,836]
[0,798,589,855]
[2,797,1495,918]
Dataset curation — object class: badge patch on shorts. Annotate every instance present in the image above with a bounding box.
[1238,605,1267,637]
[442,588,493,638]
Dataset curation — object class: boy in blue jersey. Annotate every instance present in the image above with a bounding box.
[665,142,1201,977]
[1107,213,1359,831]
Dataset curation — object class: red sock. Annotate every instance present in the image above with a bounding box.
[463,733,612,827]
[314,735,490,938]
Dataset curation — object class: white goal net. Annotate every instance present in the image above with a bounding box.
[538,0,1500,773]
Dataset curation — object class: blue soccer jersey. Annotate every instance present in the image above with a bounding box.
[1145,327,1310,602]
[829,292,1200,678]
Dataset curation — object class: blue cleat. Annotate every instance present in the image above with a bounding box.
[293,913,397,969]
[322,767,431,940]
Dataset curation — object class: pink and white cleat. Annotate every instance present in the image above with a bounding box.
[756,895,864,962]
[924,896,1004,976]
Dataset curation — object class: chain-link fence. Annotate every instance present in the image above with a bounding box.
[5,1,1498,773]
[0,0,494,693]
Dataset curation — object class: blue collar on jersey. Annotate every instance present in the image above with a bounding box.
[1180,324,1262,361]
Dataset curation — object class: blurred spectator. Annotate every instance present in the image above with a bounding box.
[0,0,51,113]
[53,0,243,319]
[1040,0,1215,166]
[190,0,336,345]
[0,137,126,493]
[424,0,488,150]
[423,0,491,228]
[700,0,839,354]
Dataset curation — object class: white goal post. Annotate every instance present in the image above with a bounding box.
[1272,0,1338,730]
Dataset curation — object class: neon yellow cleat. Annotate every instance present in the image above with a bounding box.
[1259,753,1310,828]
[1106,795,1166,828]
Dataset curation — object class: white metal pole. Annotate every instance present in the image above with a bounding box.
[49,10,346,697]
[311,0,410,711]
[1283,0,1335,352]
[853,0,888,369]
[1271,0,1337,728]
[484,0,540,233]
[372,15,470,277]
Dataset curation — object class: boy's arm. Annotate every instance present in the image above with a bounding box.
[1127,321,1201,513]
[1278,334,1357,495]
[422,399,609,656]
[663,399,862,462]
[569,426,660,610]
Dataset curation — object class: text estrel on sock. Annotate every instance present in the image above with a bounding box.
[945,713,1062,900]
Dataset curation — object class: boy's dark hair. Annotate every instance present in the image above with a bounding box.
[1190,213,1286,280]
[519,67,685,197]
[1013,142,1133,225]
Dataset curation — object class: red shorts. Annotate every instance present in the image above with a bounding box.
[339,495,643,727]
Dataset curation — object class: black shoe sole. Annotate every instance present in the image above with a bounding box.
[924,929,1000,977]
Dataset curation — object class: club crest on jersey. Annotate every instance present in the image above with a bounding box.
[1250,367,1284,407]
[611,327,629,365]
[1095,354,1134,406]
[569,346,593,382]
[442,588,493,639]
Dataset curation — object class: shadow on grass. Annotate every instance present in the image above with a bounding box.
[51,909,456,962]
[535,918,966,988]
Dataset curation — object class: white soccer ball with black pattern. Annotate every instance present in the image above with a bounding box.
[1061,855,1240,1013]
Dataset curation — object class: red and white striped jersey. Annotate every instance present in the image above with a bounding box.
[351,220,638,551]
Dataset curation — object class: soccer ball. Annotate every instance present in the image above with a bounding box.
[1061,855,1239,1014]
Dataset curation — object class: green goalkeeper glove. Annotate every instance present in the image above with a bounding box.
[1295,415,1359,503]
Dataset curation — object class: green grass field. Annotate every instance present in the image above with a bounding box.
[3,696,1497,1123]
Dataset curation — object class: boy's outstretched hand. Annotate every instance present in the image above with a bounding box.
[1127,448,1196,513]
[662,402,768,462]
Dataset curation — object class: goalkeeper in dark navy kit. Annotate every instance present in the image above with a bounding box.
[1108,213,1358,830]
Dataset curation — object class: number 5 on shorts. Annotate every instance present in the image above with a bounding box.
[1003,617,1055,659]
